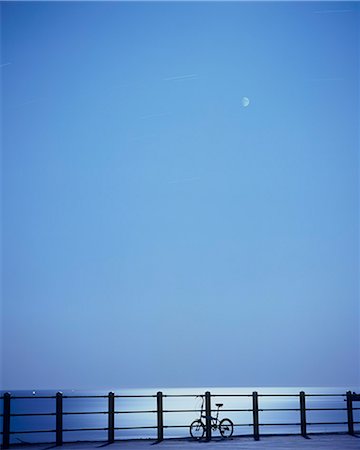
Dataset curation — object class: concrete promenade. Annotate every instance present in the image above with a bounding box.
[8,435,360,450]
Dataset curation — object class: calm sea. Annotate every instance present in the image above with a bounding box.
[1,387,359,444]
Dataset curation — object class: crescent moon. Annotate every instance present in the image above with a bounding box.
[242,97,250,107]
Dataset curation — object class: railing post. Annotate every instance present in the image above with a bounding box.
[2,392,11,449]
[156,392,164,442]
[299,391,307,438]
[108,392,115,443]
[252,391,260,441]
[346,391,354,435]
[205,391,212,441]
[56,392,63,446]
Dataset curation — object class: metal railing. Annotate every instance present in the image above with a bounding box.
[1,390,359,448]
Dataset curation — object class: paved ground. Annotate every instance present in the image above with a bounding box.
[8,435,360,450]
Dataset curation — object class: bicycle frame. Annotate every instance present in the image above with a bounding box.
[197,396,222,428]
[190,397,234,440]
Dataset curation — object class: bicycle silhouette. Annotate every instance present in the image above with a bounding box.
[190,396,234,440]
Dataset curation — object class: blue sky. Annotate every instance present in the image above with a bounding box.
[1,1,359,390]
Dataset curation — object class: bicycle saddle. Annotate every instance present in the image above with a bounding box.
[216,403,223,407]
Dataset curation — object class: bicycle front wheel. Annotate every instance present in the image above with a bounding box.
[219,418,233,438]
[190,420,205,440]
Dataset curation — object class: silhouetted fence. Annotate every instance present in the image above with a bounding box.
[1,390,359,448]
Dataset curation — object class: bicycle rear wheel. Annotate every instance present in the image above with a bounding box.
[190,420,205,440]
[219,418,233,438]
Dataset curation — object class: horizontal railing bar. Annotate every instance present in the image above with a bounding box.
[307,422,348,425]
[7,406,350,418]
[64,411,108,415]
[259,423,301,426]
[163,423,252,429]
[210,408,253,412]
[203,394,252,398]
[229,424,253,427]
[10,430,56,434]
[66,410,157,415]
[113,395,156,398]
[260,422,347,426]
[115,410,156,414]
[157,422,345,430]
[161,422,327,429]
[306,408,347,411]
[8,420,352,434]
[10,410,169,418]
[114,426,157,430]
[9,396,56,400]
[162,408,253,413]
[8,412,108,417]
[9,426,159,435]
[162,394,202,398]
[163,409,201,413]
[305,394,345,397]
[10,413,56,417]
[258,408,300,412]
[63,428,107,432]
[9,394,155,400]
[0,424,254,436]
[258,394,300,397]
[62,395,107,399]
[261,407,347,412]
[6,394,137,400]
[1,393,350,399]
